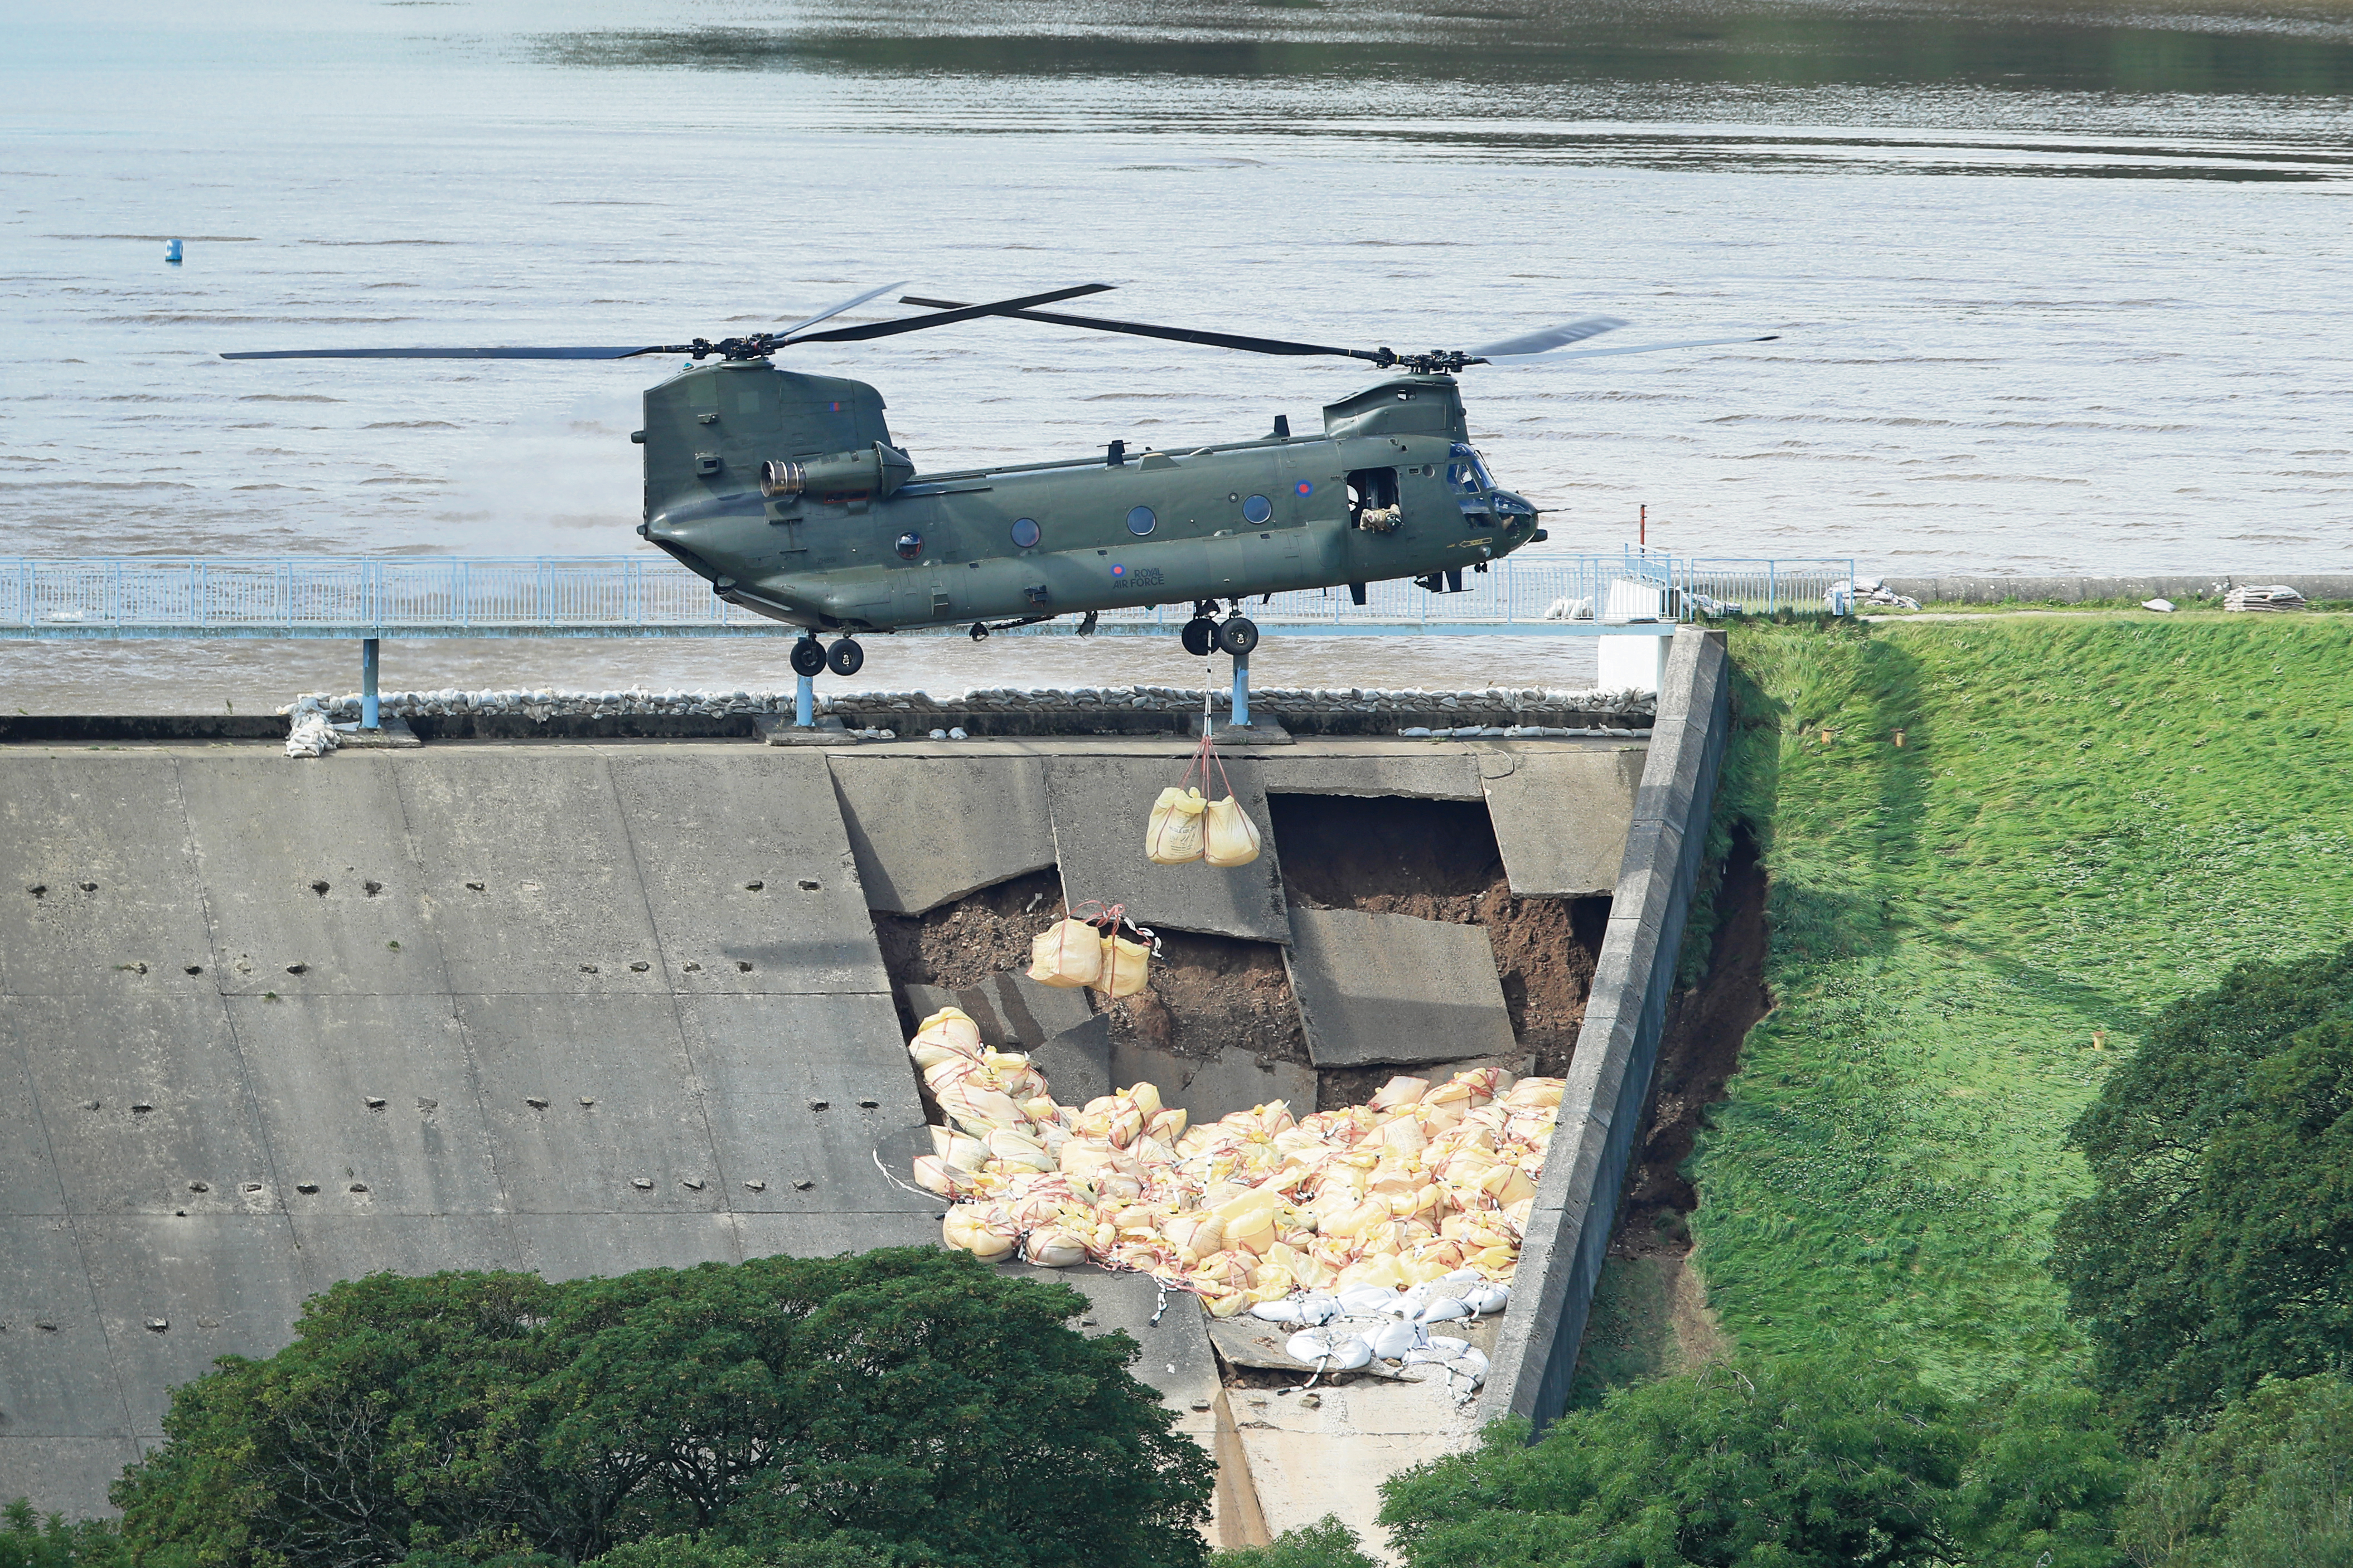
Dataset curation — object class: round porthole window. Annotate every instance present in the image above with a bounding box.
[1126,505,1156,537]
[1011,517,1040,548]
[1242,494,1272,525]
[895,532,922,560]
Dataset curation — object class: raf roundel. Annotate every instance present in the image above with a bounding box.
[1110,563,1127,578]
[1295,480,1314,497]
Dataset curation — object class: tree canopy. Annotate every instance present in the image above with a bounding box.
[1378,1355,1968,1568]
[2115,1372,2353,1568]
[110,1248,1212,1568]
[2050,942,2353,1433]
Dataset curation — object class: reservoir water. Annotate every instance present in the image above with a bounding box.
[2,0,2348,709]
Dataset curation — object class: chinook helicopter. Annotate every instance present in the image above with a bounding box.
[225,283,1775,676]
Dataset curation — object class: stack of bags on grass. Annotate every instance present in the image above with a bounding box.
[909,1005,1558,1327]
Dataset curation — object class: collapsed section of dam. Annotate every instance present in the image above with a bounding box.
[0,629,1728,1542]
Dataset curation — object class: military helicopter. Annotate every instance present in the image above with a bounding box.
[224,283,1775,676]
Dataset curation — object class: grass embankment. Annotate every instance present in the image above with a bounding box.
[1593,616,2353,1400]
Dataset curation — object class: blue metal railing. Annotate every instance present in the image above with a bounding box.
[0,552,1855,640]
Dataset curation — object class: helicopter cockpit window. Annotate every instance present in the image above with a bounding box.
[895,532,922,560]
[1011,517,1040,548]
[1446,443,1495,496]
[1126,506,1157,537]
[1242,494,1272,525]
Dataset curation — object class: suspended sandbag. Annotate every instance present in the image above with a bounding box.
[1145,787,1208,864]
[1202,794,1262,867]
[1028,916,1104,989]
[1098,930,1151,998]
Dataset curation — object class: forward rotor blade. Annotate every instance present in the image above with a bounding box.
[1468,317,1628,358]
[220,344,665,361]
[772,280,909,343]
[900,295,1383,363]
[1485,333,1781,364]
[793,283,1117,344]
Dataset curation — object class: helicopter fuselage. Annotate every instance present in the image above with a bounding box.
[636,360,1545,634]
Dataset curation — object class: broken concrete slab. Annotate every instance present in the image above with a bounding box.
[829,753,1056,914]
[1030,1014,1113,1108]
[903,975,1113,1109]
[1253,749,1484,801]
[1284,909,1519,1068]
[1110,1042,1316,1124]
[1044,754,1289,943]
[1479,746,1647,897]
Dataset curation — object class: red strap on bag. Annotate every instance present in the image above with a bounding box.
[1174,731,1236,802]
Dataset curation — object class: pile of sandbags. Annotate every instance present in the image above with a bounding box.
[908,1005,1559,1319]
[2224,584,2307,613]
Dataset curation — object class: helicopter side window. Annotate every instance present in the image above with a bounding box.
[1347,468,1402,533]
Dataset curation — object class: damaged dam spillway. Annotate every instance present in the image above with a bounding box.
[0,630,1729,1538]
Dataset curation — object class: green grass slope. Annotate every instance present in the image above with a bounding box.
[1691,615,2353,1396]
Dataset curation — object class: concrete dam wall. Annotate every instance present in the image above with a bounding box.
[1,643,1726,1532]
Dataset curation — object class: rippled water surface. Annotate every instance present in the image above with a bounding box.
[3,0,2349,707]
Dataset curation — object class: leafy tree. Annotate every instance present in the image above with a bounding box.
[1209,1517,1376,1568]
[2114,1373,2353,1568]
[2051,944,2353,1433]
[1,1502,127,1568]
[1378,1355,1968,1567]
[113,1249,1212,1568]
[1951,1382,2132,1568]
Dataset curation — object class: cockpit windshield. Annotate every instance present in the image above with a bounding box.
[1446,443,1496,495]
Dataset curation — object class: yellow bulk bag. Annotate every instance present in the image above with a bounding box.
[1202,795,1262,867]
[942,1205,1018,1261]
[1028,917,1104,989]
[1145,787,1208,864]
[1096,931,1151,998]
[1023,1226,1090,1268]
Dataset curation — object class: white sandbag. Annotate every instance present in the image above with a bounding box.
[1252,1299,1305,1324]
[1295,1294,1342,1326]
[1367,1319,1424,1361]
[1028,917,1104,988]
[1416,1295,1471,1325]
[1338,1285,1400,1317]
[1436,1268,1484,1291]
[1458,1347,1489,1386]
[1464,1283,1510,1314]
[1326,1335,1373,1370]
[1425,1334,1471,1357]
[1144,786,1208,864]
[1202,795,1262,867]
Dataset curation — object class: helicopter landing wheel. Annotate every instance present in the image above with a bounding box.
[1216,616,1260,657]
[789,637,826,678]
[826,637,864,677]
[1180,616,1218,658]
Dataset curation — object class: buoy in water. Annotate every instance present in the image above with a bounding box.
[165,240,183,264]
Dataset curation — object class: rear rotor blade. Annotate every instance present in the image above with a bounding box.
[793,283,1117,344]
[900,295,1384,363]
[221,344,666,361]
[772,280,909,343]
[1468,317,1628,358]
[1484,332,1780,363]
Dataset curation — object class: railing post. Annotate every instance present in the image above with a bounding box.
[361,638,380,732]
[795,672,815,729]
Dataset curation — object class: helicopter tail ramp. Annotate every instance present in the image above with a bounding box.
[0,637,1731,1548]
